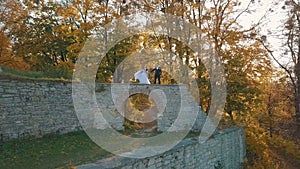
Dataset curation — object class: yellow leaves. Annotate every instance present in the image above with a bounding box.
[56,6,80,21]
[67,43,85,59]
[97,7,107,14]
[225,31,242,46]
[80,22,94,30]
[53,25,75,38]
[61,25,69,31]
[55,7,65,17]
[103,17,113,25]
[0,31,31,71]
[243,126,276,168]
[0,55,31,71]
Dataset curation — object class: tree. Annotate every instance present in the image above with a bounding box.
[280,0,300,127]
[264,71,293,137]
[190,0,271,118]
[0,31,12,63]
[0,0,30,70]
[258,0,300,130]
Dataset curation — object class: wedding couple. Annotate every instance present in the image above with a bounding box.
[134,66,162,84]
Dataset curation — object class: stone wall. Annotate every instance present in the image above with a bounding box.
[0,77,80,141]
[0,76,206,141]
[77,127,246,169]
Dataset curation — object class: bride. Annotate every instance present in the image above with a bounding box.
[134,68,150,84]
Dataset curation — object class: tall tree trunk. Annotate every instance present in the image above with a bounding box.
[296,13,300,131]
[295,41,300,135]
[267,93,273,137]
[295,66,300,136]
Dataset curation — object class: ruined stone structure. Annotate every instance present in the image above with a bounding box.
[0,77,206,140]
[0,76,246,168]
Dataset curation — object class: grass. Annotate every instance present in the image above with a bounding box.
[0,65,72,80]
[0,131,111,169]
[0,128,223,169]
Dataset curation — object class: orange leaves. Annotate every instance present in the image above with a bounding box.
[0,30,31,71]
[0,55,31,71]
[69,165,76,169]
[56,6,79,20]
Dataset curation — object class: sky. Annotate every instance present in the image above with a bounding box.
[237,0,290,67]
[237,0,284,38]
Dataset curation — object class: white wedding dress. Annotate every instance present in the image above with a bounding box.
[134,69,150,84]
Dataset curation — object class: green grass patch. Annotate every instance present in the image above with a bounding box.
[0,65,72,80]
[0,131,111,169]
[0,126,242,169]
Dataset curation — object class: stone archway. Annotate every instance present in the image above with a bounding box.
[123,93,159,135]
[95,83,203,132]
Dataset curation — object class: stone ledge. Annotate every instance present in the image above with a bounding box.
[77,127,245,169]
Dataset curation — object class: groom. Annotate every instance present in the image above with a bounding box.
[151,66,162,84]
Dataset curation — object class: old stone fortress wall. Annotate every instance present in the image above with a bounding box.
[0,76,246,168]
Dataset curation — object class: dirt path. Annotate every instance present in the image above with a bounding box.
[269,145,300,169]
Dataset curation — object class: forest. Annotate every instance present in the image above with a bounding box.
[0,0,300,168]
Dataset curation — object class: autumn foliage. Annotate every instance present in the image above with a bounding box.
[1,0,299,168]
